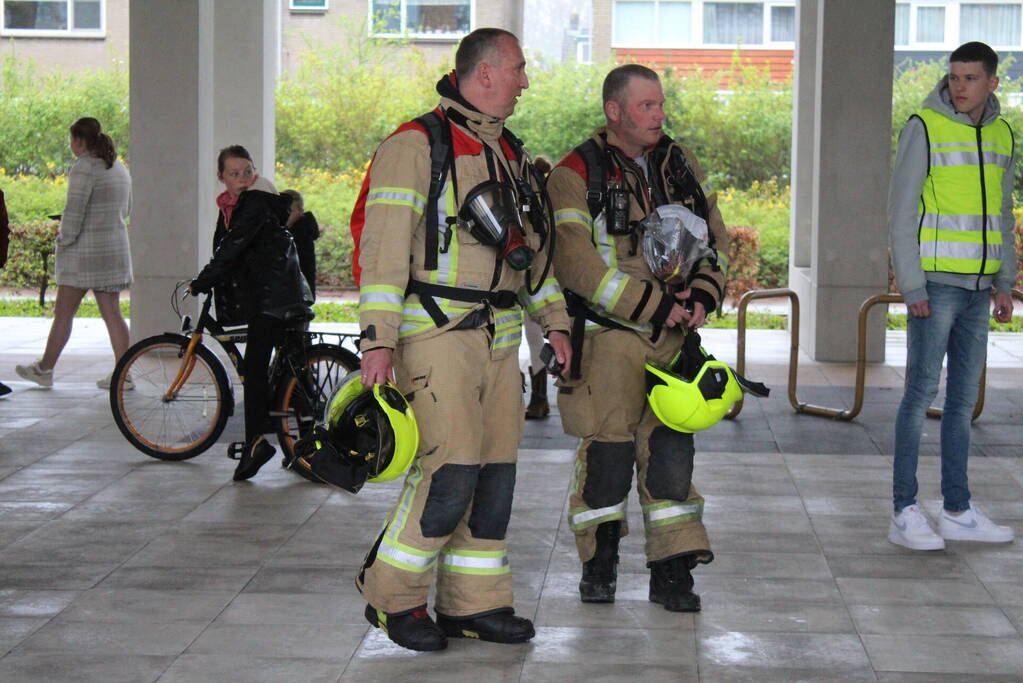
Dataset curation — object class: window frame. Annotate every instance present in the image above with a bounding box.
[611,0,795,50]
[1,0,105,38]
[894,0,1023,51]
[958,0,1023,49]
[289,0,329,12]
[368,0,475,41]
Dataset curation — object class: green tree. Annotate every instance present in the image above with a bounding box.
[0,53,129,175]
[507,56,610,163]
[275,18,438,173]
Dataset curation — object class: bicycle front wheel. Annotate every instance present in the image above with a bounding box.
[110,333,234,461]
[275,343,359,472]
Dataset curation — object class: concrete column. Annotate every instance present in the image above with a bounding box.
[788,0,895,361]
[129,0,214,340]
[129,0,278,340]
[213,0,278,179]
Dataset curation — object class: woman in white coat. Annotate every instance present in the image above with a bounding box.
[16,117,133,389]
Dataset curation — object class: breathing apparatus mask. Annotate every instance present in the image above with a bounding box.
[640,204,717,286]
[459,180,534,271]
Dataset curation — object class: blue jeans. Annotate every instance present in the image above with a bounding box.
[893,282,989,514]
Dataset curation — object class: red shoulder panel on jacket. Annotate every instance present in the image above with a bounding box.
[556,149,587,179]
[451,124,484,157]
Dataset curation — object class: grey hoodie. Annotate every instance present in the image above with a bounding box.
[888,75,1018,305]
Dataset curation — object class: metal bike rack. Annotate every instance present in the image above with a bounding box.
[726,288,803,419]
[729,287,1022,423]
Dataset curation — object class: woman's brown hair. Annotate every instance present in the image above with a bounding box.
[69,117,117,169]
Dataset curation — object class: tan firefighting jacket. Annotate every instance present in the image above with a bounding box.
[547,127,729,341]
[355,92,569,358]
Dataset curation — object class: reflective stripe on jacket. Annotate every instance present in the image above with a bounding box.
[916,108,1012,275]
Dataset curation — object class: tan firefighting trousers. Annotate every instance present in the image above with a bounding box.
[356,326,524,617]
[557,327,713,565]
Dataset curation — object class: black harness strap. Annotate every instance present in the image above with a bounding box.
[575,139,607,221]
[564,290,634,379]
[407,280,518,328]
[414,111,453,272]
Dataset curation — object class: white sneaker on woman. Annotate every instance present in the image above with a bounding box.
[938,504,1015,543]
[15,360,53,387]
[888,504,945,550]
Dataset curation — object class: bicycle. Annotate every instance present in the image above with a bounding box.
[109,282,360,476]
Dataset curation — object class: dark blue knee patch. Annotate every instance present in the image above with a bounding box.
[582,441,635,508]
[468,463,516,540]
[646,427,694,501]
[421,464,479,537]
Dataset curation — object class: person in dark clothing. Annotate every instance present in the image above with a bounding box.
[0,188,10,397]
[281,189,320,300]
[190,145,313,481]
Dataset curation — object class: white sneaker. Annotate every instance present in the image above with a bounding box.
[938,504,1015,543]
[97,373,134,391]
[15,360,53,388]
[888,504,945,550]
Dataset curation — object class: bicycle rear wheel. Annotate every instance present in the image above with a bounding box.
[275,343,359,478]
[110,333,234,461]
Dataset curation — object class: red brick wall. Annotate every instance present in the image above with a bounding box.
[614,48,794,82]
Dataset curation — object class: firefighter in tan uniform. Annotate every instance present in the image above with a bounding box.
[547,64,729,612]
[351,28,571,652]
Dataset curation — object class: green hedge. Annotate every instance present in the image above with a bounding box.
[2,47,1021,297]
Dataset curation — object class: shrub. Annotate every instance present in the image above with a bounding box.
[0,54,129,175]
[724,225,760,301]
[275,164,363,289]
[0,170,69,223]
[717,179,790,290]
[507,56,611,162]
[275,19,438,174]
[1,221,59,304]
[662,58,793,189]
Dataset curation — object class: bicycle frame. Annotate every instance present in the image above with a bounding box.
[170,289,360,401]
[164,293,247,402]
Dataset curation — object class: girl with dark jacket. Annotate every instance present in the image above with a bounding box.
[190,145,313,481]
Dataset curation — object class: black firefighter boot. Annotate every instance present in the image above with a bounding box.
[648,555,701,612]
[364,603,447,651]
[524,367,550,419]
[579,521,621,603]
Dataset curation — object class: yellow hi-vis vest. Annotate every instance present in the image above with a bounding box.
[915,108,1013,275]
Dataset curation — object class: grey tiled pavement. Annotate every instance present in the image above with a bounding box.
[0,316,1021,682]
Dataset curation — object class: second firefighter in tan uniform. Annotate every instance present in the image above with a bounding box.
[352,29,571,651]
[547,64,729,612]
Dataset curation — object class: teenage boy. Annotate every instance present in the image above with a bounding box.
[887,41,1017,550]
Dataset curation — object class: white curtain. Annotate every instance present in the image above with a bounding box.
[770,5,794,42]
[961,3,1022,46]
[704,2,763,44]
[894,3,910,46]
[615,1,656,44]
[659,1,693,45]
[916,6,944,43]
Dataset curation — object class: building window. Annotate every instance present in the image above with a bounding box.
[370,0,471,39]
[769,4,794,42]
[704,2,762,44]
[613,1,693,46]
[894,3,910,46]
[290,0,328,11]
[915,6,944,43]
[612,0,794,48]
[961,2,1022,47]
[2,0,103,36]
